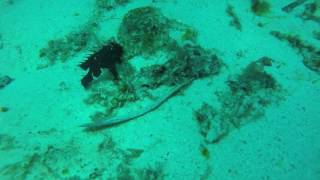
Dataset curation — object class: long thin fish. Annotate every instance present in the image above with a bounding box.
[81,79,193,130]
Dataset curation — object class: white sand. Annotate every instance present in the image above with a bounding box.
[0,0,319,179]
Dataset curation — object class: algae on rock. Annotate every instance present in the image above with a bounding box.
[117,6,172,58]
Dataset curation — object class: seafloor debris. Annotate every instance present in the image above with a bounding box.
[0,75,13,89]
[84,7,222,128]
[193,57,283,144]
[251,0,271,16]
[79,40,124,88]
[226,4,242,31]
[83,40,221,127]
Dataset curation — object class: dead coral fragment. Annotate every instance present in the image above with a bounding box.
[251,0,271,16]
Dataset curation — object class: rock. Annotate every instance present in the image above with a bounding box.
[117,6,172,57]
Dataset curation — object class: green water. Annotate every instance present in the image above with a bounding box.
[0,0,319,179]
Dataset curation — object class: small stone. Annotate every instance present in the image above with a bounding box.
[0,107,9,112]
[0,75,13,89]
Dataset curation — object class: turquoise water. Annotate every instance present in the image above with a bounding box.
[0,0,319,179]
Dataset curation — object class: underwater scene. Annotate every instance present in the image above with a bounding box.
[0,0,320,179]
